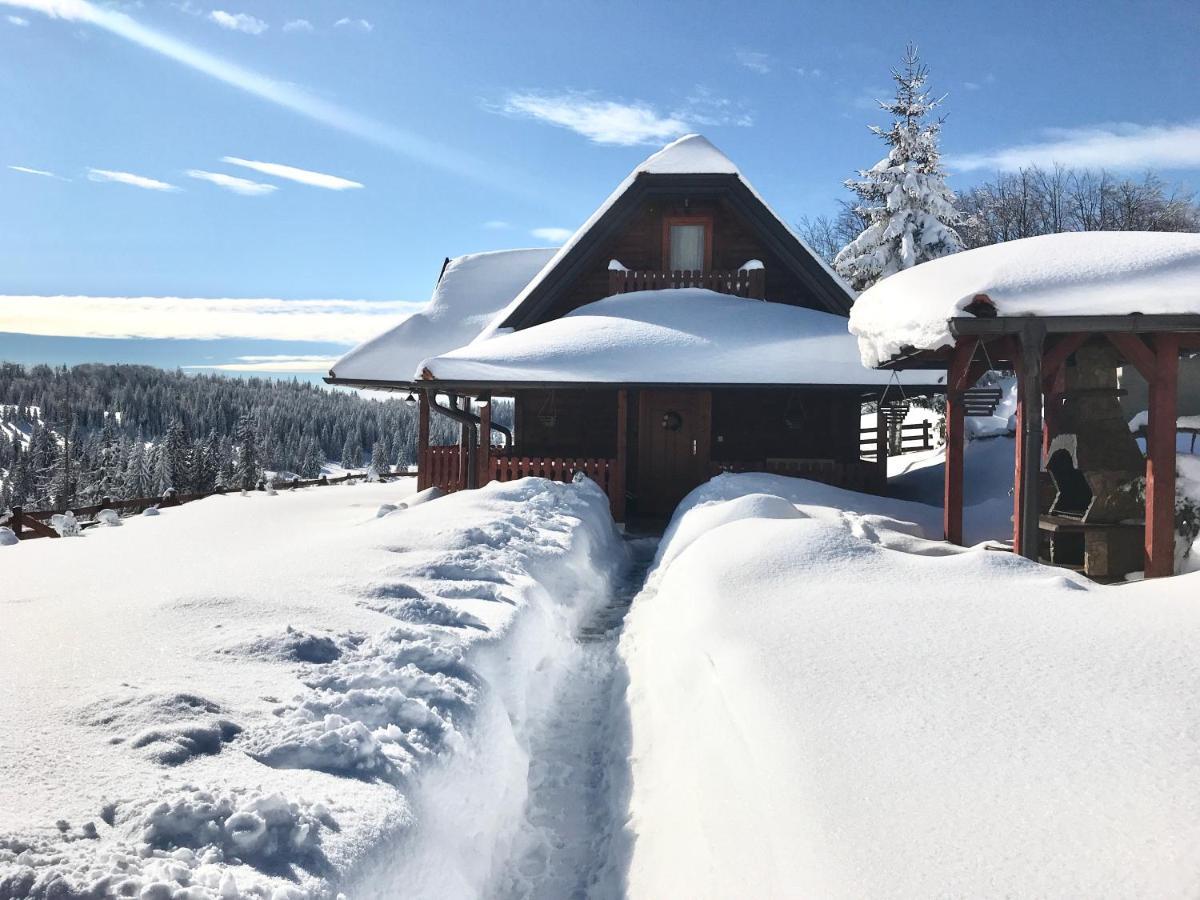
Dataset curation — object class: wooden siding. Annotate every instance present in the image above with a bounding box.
[513,389,618,458]
[710,389,862,463]
[540,194,822,323]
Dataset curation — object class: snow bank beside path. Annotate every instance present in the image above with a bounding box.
[0,476,624,899]
[620,473,1200,898]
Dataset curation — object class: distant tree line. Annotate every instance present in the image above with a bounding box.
[0,362,459,512]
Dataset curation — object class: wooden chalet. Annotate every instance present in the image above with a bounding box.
[328,135,940,522]
[849,231,1200,580]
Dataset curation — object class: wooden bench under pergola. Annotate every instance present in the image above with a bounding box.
[849,232,1200,581]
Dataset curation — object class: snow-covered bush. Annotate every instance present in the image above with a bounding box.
[142,505,161,516]
[96,508,122,526]
[0,526,17,546]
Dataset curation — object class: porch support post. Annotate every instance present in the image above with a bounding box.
[614,389,628,523]
[1013,321,1045,560]
[1146,334,1179,578]
[944,339,972,546]
[462,396,478,491]
[874,401,887,488]
[477,397,492,489]
[417,390,430,491]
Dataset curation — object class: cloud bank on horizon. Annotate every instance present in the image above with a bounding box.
[0,295,423,344]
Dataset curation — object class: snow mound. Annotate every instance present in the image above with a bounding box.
[0,527,16,547]
[423,290,893,386]
[95,508,121,526]
[654,492,805,570]
[849,232,1200,367]
[621,470,1200,897]
[49,511,80,537]
[142,506,160,516]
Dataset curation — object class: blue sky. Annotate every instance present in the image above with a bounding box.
[1,0,1198,379]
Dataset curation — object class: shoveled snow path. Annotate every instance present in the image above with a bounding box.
[491,536,656,900]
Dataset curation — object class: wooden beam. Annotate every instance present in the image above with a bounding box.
[614,389,628,523]
[1014,322,1045,560]
[1104,332,1156,381]
[1145,333,1180,578]
[1041,333,1090,383]
[943,338,972,545]
[417,391,430,491]
[477,399,492,489]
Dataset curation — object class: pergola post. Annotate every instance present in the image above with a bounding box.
[1145,334,1179,578]
[875,402,888,486]
[417,390,430,491]
[614,389,628,522]
[1013,322,1045,560]
[477,396,492,490]
[943,339,972,545]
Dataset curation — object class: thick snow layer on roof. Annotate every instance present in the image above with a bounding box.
[475,134,850,342]
[621,471,1200,896]
[849,232,1200,367]
[330,247,555,383]
[423,289,893,385]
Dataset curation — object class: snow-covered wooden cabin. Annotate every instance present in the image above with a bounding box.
[329,135,935,521]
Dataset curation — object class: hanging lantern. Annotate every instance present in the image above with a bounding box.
[403,391,417,406]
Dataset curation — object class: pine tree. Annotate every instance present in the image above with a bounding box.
[298,435,324,478]
[234,414,261,489]
[161,418,189,491]
[341,435,361,470]
[124,434,150,498]
[367,439,388,479]
[834,44,963,292]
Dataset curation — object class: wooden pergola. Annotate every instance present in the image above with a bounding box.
[889,310,1200,579]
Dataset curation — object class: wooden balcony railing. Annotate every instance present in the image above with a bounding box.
[608,267,765,299]
[420,444,625,519]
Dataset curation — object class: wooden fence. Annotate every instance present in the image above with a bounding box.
[608,267,766,299]
[860,420,936,460]
[3,470,381,541]
[491,455,616,497]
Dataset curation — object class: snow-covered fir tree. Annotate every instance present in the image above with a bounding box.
[234,415,262,490]
[834,44,963,292]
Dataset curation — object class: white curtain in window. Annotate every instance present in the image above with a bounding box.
[669,224,705,272]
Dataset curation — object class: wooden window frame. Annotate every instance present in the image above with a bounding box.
[662,215,714,271]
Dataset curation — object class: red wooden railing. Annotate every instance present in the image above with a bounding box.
[421,445,465,494]
[713,458,884,494]
[608,267,766,299]
[420,443,624,517]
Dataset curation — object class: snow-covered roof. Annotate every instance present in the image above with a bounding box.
[849,232,1200,368]
[329,247,556,384]
[475,134,851,341]
[421,289,895,386]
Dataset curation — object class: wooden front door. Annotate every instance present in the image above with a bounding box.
[637,389,712,518]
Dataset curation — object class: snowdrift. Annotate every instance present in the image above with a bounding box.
[620,472,1200,897]
[0,476,625,899]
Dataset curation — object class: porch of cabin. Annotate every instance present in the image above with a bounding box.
[416,386,888,524]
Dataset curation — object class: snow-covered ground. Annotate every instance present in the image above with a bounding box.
[0,475,626,898]
[619,472,1200,897]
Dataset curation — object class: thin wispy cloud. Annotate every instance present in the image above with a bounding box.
[6,13,28,23]
[222,157,363,190]
[0,296,422,343]
[736,49,772,74]
[186,169,277,195]
[282,18,312,32]
[185,354,338,373]
[334,16,371,31]
[208,9,267,35]
[500,91,689,146]
[963,81,981,91]
[9,164,67,180]
[482,220,511,230]
[0,0,518,191]
[531,227,572,243]
[794,67,823,78]
[950,121,1200,172]
[683,86,753,128]
[87,168,179,191]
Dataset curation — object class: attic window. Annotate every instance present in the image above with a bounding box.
[664,216,713,272]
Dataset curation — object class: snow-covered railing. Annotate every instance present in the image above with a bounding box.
[490,454,623,519]
[608,267,765,299]
[713,458,884,494]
